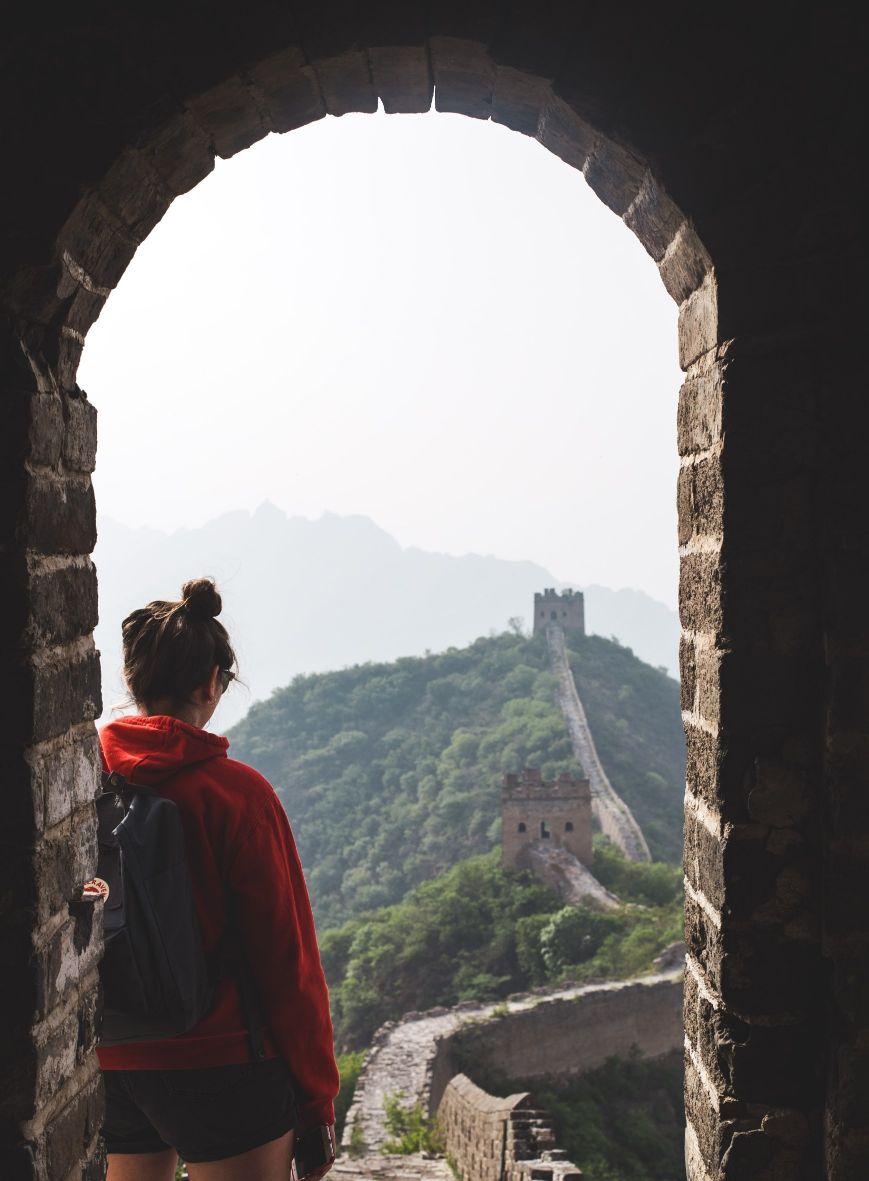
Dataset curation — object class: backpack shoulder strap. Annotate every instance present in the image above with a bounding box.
[101,769,158,797]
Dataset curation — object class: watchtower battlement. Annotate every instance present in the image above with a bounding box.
[502,768,593,870]
[533,588,585,637]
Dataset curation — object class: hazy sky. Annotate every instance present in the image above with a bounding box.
[80,109,681,608]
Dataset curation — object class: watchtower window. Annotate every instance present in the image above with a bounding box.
[565,821,574,832]
[540,821,551,839]
[518,822,526,833]
[550,610,557,620]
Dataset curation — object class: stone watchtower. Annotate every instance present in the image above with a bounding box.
[502,769,593,870]
[533,588,585,637]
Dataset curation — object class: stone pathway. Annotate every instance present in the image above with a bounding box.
[332,1153,453,1180]
[545,622,651,862]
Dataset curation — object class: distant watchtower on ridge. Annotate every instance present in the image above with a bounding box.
[502,769,593,870]
[533,588,585,637]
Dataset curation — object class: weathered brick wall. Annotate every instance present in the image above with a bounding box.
[438,1074,582,1181]
[0,6,865,1179]
[439,975,683,1102]
[0,324,104,1179]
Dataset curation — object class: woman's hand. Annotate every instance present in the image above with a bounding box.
[292,1123,336,1181]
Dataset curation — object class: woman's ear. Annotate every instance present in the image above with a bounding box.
[204,663,221,704]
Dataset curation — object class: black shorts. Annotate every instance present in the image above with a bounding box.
[102,1058,298,1163]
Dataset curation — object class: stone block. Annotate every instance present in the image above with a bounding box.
[678,454,724,546]
[684,1058,726,1175]
[0,646,101,746]
[187,76,267,159]
[684,722,724,812]
[57,192,138,293]
[310,50,378,117]
[678,274,719,370]
[536,96,595,172]
[694,643,723,731]
[250,48,326,133]
[679,552,722,635]
[40,730,101,830]
[685,892,723,994]
[431,35,494,119]
[19,907,102,1024]
[32,1011,81,1115]
[62,286,106,341]
[659,222,713,304]
[369,43,433,114]
[61,394,97,473]
[143,112,216,197]
[624,175,685,262]
[96,148,172,241]
[25,560,98,650]
[23,473,96,556]
[491,66,549,135]
[24,808,99,925]
[677,363,724,456]
[684,807,725,909]
[29,392,65,468]
[583,138,645,216]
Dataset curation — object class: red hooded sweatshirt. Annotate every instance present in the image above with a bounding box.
[97,715,338,1131]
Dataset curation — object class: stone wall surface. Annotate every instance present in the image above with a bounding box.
[0,4,866,1178]
[342,970,682,1155]
[438,1074,582,1181]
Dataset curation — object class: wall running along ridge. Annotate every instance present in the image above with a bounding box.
[545,623,651,861]
[341,970,682,1154]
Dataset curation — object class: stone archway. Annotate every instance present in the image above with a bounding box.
[1,7,863,1180]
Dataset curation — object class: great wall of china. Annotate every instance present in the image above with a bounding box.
[335,594,679,1178]
[544,622,651,863]
[341,967,684,1180]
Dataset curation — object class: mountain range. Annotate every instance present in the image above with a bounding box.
[94,503,679,728]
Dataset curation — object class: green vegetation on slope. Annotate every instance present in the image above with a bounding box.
[229,632,684,930]
[512,1051,685,1181]
[320,845,683,1050]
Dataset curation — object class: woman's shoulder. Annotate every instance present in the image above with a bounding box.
[217,757,278,803]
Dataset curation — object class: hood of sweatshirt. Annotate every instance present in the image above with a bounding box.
[99,715,229,785]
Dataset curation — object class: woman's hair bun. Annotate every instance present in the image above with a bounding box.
[181,577,222,620]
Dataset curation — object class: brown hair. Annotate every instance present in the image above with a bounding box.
[122,577,238,708]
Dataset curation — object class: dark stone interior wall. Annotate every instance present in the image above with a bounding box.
[0,5,866,1178]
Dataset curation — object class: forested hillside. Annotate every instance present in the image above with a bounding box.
[322,844,683,1049]
[228,631,684,930]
